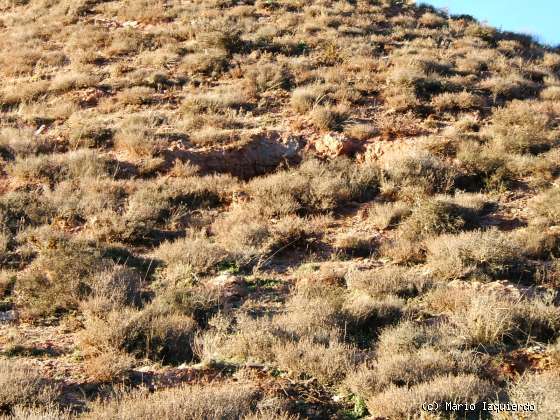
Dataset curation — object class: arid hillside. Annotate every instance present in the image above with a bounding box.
[1,0,560,418]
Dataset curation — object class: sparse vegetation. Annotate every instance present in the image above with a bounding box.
[0,0,559,418]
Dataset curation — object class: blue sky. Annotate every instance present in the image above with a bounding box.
[418,0,560,46]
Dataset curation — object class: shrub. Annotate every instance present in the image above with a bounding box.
[310,105,347,132]
[488,101,555,154]
[49,70,99,93]
[419,12,446,28]
[6,154,63,185]
[82,266,143,316]
[375,348,479,388]
[0,127,55,158]
[212,206,271,261]
[541,86,560,101]
[115,86,154,106]
[430,91,484,112]
[379,149,456,197]
[504,372,560,419]
[7,149,110,186]
[449,293,517,349]
[15,230,108,318]
[290,84,329,114]
[153,235,231,276]
[344,123,379,141]
[425,229,524,281]
[0,229,10,263]
[80,304,198,365]
[247,158,379,217]
[84,382,260,420]
[343,294,404,343]
[397,194,487,241]
[333,231,373,257]
[347,266,431,298]
[456,141,514,191]
[45,177,126,227]
[116,176,233,242]
[481,74,538,100]
[543,53,560,70]
[0,191,52,233]
[1,80,50,106]
[179,49,229,76]
[245,61,293,93]
[367,201,411,230]
[182,90,250,115]
[0,359,56,412]
[366,374,496,418]
[346,347,482,402]
[189,127,236,146]
[114,113,162,158]
[83,350,136,383]
[273,338,357,385]
[426,285,560,347]
[0,269,16,298]
[529,188,560,226]
[67,114,113,149]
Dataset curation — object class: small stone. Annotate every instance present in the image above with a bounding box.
[122,20,139,28]
[314,132,360,157]
[206,274,249,303]
[0,310,17,323]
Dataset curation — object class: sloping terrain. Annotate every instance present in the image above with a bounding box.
[1,0,560,418]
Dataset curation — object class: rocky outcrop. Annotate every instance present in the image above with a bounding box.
[184,131,303,179]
